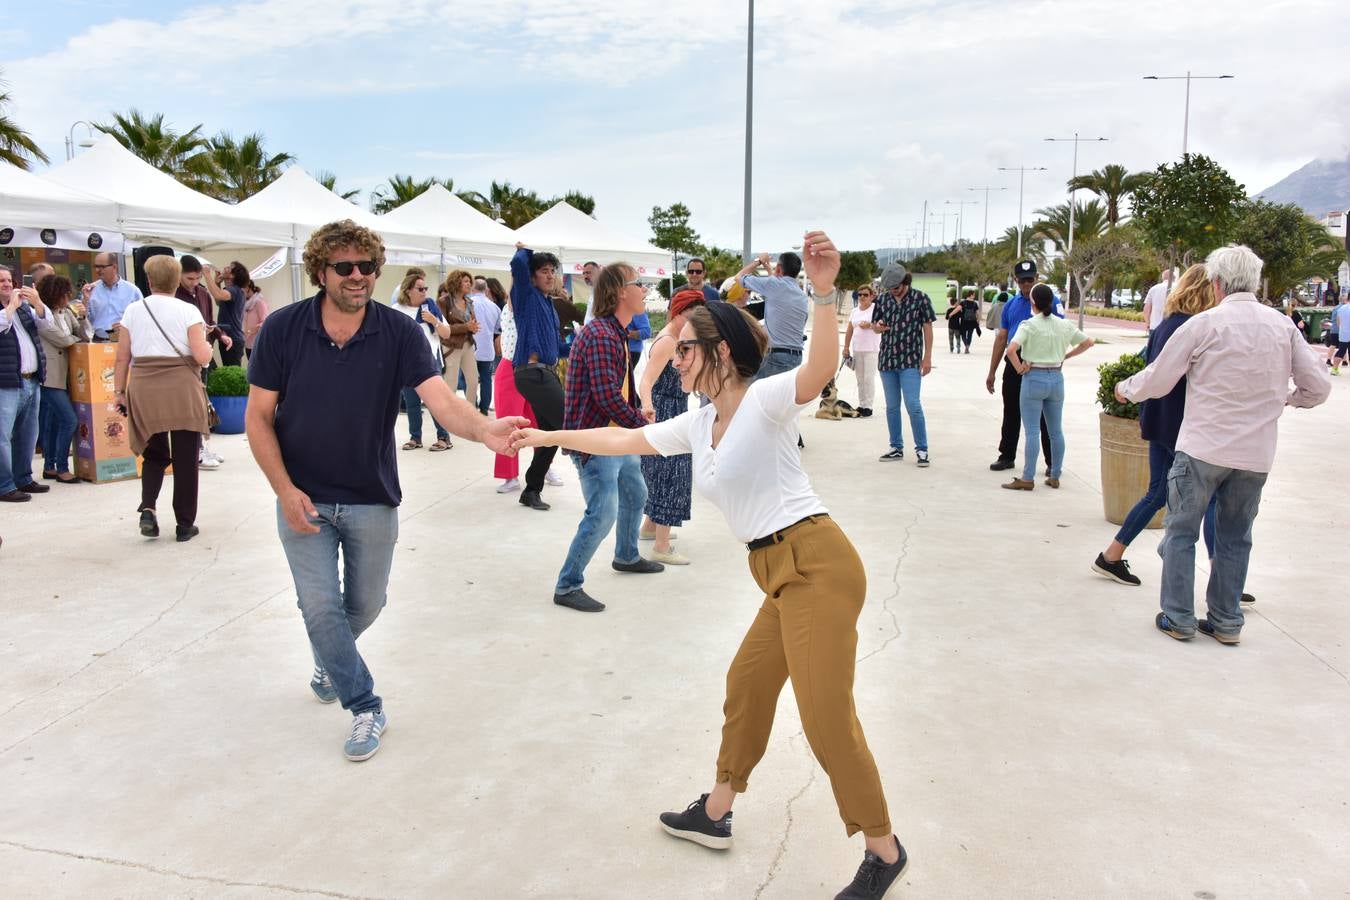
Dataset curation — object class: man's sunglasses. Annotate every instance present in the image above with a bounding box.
[674,339,701,361]
[328,260,377,277]
[686,269,704,275]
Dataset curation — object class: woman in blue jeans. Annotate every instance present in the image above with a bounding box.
[36,275,90,483]
[1091,265,1226,589]
[1001,283,1094,491]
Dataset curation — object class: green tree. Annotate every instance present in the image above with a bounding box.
[1032,200,1109,252]
[694,246,744,283]
[648,203,702,256]
[837,250,880,289]
[1067,164,1148,226]
[205,132,294,203]
[1131,154,1246,265]
[370,174,455,214]
[551,189,595,216]
[0,71,48,169]
[96,108,215,187]
[460,180,547,228]
[315,170,360,202]
[1231,199,1347,299]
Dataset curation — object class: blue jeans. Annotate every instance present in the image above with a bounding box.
[0,379,41,493]
[476,360,494,413]
[555,454,647,594]
[1157,452,1266,636]
[1018,369,1065,480]
[277,502,398,715]
[401,386,448,442]
[755,350,802,379]
[879,368,927,452]
[39,386,77,474]
[1115,441,1216,556]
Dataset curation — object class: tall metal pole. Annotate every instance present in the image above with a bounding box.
[741,0,754,262]
[1143,72,1234,158]
[968,186,1006,245]
[920,200,929,253]
[1045,134,1108,328]
[999,166,1046,261]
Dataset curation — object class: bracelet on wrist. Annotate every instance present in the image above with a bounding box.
[813,287,840,306]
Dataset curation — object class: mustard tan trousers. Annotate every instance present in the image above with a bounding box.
[716,516,891,838]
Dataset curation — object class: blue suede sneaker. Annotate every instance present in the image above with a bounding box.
[1197,619,1241,645]
[310,666,338,704]
[344,710,387,762]
[1155,612,1194,641]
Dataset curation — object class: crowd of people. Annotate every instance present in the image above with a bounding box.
[1,214,1339,899]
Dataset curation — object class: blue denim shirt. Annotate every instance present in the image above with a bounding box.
[88,278,143,337]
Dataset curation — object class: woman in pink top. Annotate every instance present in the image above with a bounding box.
[243,281,269,360]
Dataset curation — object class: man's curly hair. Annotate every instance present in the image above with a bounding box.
[302,219,386,288]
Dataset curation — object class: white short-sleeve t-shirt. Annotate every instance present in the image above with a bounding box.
[119,294,205,358]
[849,304,881,352]
[642,371,828,543]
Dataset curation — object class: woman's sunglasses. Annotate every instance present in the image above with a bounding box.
[674,339,700,361]
[328,260,377,277]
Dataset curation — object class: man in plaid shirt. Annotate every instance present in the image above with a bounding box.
[553,263,665,612]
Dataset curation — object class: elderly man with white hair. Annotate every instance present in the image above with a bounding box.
[1116,245,1330,645]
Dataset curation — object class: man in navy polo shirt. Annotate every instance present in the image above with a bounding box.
[246,220,525,762]
[985,260,1057,473]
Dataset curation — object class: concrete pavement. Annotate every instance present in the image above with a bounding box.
[2,322,1348,899]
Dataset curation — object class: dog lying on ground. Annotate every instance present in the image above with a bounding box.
[816,379,861,420]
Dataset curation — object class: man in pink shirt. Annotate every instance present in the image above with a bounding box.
[1117,244,1330,645]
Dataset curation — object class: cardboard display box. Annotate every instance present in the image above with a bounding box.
[68,342,118,405]
[73,399,137,483]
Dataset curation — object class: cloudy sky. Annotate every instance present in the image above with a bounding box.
[7,0,1349,254]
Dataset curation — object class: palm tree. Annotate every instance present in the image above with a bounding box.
[992,225,1046,269]
[552,189,596,216]
[206,132,294,203]
[315,170,360,202]
[0,70,49,168]
[461,180,547,228]
[369,174,454,215]
[1032,200,1109,252]
[1067,164,1149,226]
[95,109,215,188]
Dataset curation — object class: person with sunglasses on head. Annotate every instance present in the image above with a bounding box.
[391,271,453,451]
[509,242,567,510]
[246,220,527,762]
[511,231,908,900]
[842,283,878,417]
[82,252,143,342]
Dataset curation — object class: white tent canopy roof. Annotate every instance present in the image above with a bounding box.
[377,185,517,268]
[236,167,440,261]
[512,202,672,279]
[41,135,294,249]
[0,162,120,231]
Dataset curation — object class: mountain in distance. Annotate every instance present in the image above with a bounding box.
[1257,155,1350,217]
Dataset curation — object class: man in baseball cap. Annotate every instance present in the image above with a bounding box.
[985,260,1055,472]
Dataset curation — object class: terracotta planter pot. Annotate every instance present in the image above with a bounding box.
[1099,412,1163,529]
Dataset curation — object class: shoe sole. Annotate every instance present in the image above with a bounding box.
[345,722,388,762]
[495,485,519,493]
[1090,561,1140,586]
[916,461,930,467]
[311,684,339,704]
[660,822,732,850]
[1200,628,1241,645]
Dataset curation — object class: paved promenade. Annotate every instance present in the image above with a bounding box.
[3,323,1347,899]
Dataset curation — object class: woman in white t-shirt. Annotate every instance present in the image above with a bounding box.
[391,272,453,450]
[510,232,907,899]
[842,283,880,416]
[113,255,213,542]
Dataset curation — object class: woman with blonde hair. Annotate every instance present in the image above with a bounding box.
[114,254,213,542]
[1091,263,1225,587]
[511,231,909,900]
[437,268,479,405]
[393,270,453,450]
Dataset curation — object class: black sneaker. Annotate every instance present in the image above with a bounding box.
[857,408,873,417]
[175,525,200,543]
[1091,553,1141,586]
[612,558,664,574]
[554,589,605,612]
[835,836,909,899]
[989,458,1014,471]
[1240,593,1255,605]
[659,794,732,850]
[519,489,550,511]
[139,508,159,537]
[1197,619,1240,645]
[879,448,904,461]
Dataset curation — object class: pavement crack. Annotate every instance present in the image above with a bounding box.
[752,731,818,900]
[858,505,922,665]
[1251,609,1350,687]
[0,838,390,899]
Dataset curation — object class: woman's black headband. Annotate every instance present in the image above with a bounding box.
[707,302,763,378]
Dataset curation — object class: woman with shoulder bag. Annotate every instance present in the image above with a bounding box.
[114,255,213,542]
[438,268,480,404]
[393,272,453,451]
[37,275,92,483]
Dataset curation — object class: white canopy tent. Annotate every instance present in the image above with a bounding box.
[376,184,518,272]
[0,162,125,253]
[512,202,673,281]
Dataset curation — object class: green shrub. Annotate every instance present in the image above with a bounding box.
[1087,307,1146,322]
[648,311,668,333]
[206,365,249,397]
[1096,352,1146,420]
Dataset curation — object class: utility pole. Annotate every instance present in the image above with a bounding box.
[968,185,1007,245]
[1143,72,1234,156]
[997,165,1046,261]
[1045,133,1108,328]
[741,0,754,262]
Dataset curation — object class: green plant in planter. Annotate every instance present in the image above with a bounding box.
[1096,352,1146,419]
[206,365,249,397]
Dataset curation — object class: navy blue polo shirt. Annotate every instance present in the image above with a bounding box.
[248,291,440,507]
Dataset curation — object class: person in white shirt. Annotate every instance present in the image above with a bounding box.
[510,231,908,900]
[468,288,502,414]
[580,261,601,325]
[1141,268,1176,331]
[842,283,880,416]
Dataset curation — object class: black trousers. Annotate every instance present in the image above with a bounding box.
[514,365,565,493]
[219,337,244,367]
[998,360,1052,468]
[140,429,202,527]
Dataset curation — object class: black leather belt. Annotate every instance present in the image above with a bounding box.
[769,347,802,355]
[19,372,37,379]
[747,514,828,551]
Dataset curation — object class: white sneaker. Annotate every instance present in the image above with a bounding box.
[198,451,221,470]
[496,478,520,494]
[545,469,565,487]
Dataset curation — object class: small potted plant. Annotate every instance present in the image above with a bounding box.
[206,365,249,434]
[1095,352,1161,529]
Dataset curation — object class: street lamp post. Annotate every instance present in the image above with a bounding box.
[742,0,755,262]
[945,199,979,244]
[65,121,97,160]
[997,165,1046,262]
[1045,133,1108,328]
[930,211,954,249]
[1143,72,1235,156]
[968,185,1007,245]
